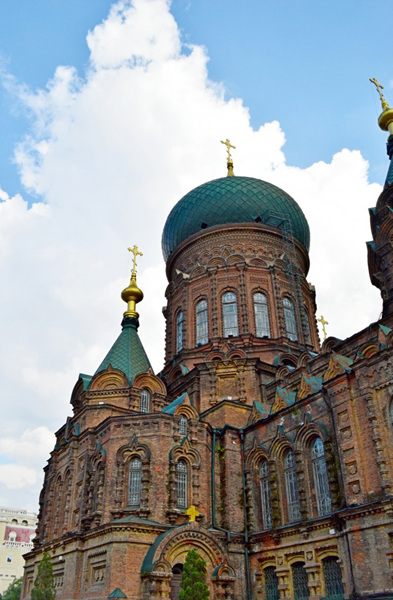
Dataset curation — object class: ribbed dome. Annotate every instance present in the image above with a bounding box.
[162,176,310,261]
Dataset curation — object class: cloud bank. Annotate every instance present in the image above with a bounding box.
[0,0,382,511]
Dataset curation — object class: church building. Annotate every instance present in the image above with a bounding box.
[22,85,393,600]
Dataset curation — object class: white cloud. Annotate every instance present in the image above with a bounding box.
[0,0,384,511]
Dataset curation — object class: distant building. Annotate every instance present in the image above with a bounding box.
[21,89,393,599]
[0,508,37,595]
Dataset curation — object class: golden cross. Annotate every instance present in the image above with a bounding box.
[370,77,389,111]
[220,138,236,162]
[127,245,143,276]
[318,315,329,341]
[185,505,199,522]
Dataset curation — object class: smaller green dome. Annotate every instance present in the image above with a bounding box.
[162,176,310,261]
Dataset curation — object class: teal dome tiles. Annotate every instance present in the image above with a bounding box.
[162,176,310,261]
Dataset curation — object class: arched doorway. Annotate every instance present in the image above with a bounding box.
[170,563,183,600]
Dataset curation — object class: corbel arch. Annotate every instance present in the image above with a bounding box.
[132,369,167,395]
[89,366,128,391]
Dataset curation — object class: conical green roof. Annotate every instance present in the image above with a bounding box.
[95,316,151,382]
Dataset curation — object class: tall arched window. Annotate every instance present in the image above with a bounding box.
[259,460,273,530]
[222,292,239,337]
[292,562,310,600]
[264,566,279,600]
[322,557,344,599]
[196,299,209,345]
[176,310,183,353]
[177,460,188,509]
[254,292,270,338]
[312,438,331,516]
[179,415,188,436]
[140,389,150,413]
[303,308,311,344]
[284,450,301,522]
[389,401,393,427]
[128,457,142,506]
[283,297,298,341]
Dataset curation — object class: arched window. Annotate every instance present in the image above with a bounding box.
[264,566,279,600]
[254,292,270,338]
[196,299,209,345]
[322,557,344,599]
[284,450,301,522]
[283,297,298,341]
[176,310,183,353]
[222,292,239,337]
[259,460,273,530]
[303,308,311,344]
[179,415,188,436]
[140,389,150,413]
[176,460,188,509]
[292,562,310,600]
[312,438,331,516]
[128,457,142,506]
[8,531,16,542]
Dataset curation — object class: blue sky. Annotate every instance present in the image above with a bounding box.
[0,0,391,510]
[1,0,392,202]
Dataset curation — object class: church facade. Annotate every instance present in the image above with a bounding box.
[22,94,393,600]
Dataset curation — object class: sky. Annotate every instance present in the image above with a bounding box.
[0,0,392,512]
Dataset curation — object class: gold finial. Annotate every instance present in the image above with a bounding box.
[220,138,236,177]
[370,77,393,134]
[318,315,329,341]
[185,505,200,522]
[121,245,144,319]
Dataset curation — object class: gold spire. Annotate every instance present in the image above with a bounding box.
[220,138,236,176]
[370,77,393,134]
[121,245,144,318]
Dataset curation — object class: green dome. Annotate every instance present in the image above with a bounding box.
[162,176,310,261]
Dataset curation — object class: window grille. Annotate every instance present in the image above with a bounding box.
[312,438,331,516]
[222,292,239,337]
[254,292,271,338]
[284,450,301,522]
[196,299,209,345]
[140,389,150,413]
[292,562,310,600]
[322,557,344,599]
[283,297,298,341]
[128,457,141,506]
[264,566,279,600]
[259,460,273,529]
[176,310,183,353]
[177,460,188,509]
[179,415,188,436]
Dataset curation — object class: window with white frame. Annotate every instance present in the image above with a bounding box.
[254,292,271,338]
[284,450,301,522]
[259,459,273,529]
[176,310,184,353]
[312,438,331,516]
[176,460,188,509]
[128,457,142,506]
[179,415,188,436]
[283,297,298,341]
[196,299,209,345]
[140,389,150,413]
[222,292,239,337]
